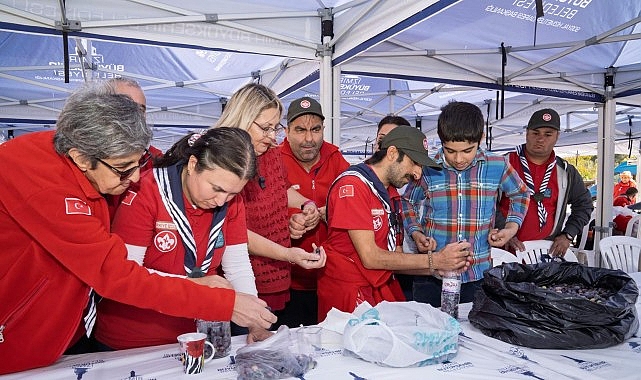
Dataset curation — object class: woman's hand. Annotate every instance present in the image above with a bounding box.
[246,326,274,344]
[286,244,327,269]
[187,275,233,289]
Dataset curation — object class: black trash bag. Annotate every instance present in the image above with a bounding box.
[468,262,639,349]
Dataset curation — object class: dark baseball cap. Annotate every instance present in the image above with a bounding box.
[527,108,560,131]
[286,97,325,124]
[380,126,440,169]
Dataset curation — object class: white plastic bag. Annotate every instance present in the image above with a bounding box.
[343,301,460,367]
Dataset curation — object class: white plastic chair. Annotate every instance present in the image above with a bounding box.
[516,240,578,264]
[490,247,519,267]
[624,214,641,238]
[571,217,595,266]
[598,236,641,273]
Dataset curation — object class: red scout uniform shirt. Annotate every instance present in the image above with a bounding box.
[0,132,235,374]
[317,171,404,321]
[95,171,248,349]
[281,139,349,290]
[240,147,292,311]
[499,151,559,242]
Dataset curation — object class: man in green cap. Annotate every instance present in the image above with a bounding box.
[317,125,472,321]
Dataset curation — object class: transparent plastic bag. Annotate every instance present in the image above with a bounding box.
[343,301,461,367]
[235,326,317,380]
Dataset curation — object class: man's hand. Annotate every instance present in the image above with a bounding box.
[286,244,327,269]
[231,293,277,330]
[318,206,327,223]
[411,231,436,253]
[488,222,519,247]
[433,241,472,273]
[246,326,274,344]
[188,275,233,289]
[504,236,525,253]
[550,234,571,257]
[289,213,308,239]
[301,203,321,229]
[289,205,321,239]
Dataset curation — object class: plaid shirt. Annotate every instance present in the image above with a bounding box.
[401,147,529,282]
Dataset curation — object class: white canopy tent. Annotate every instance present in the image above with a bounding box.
[2,0,641,240]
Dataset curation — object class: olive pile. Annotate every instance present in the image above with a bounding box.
[236,351,317,380]
[539,283,614,303]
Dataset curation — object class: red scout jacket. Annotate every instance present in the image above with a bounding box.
[95,171,248,349]
[0,132,235,374]
[317,174,405,321]
[280,139,349,290]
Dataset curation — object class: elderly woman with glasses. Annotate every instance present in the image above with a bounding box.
[94,127,274,349]
[214,83,327,322]
[0,84,276,375]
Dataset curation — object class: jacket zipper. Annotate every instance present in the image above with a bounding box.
[0,277,48,343]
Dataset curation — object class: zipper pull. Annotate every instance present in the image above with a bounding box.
[312,179,315,190]
[0,325,5,343]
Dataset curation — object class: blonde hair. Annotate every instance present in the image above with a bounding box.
[214,83,283,131]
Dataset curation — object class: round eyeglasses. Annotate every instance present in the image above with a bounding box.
[252,121,285,137]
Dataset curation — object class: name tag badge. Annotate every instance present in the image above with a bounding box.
[371,208,385,216]
[155,221,177,230]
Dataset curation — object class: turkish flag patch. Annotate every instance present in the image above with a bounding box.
[65,198,92,216]
[339,184,354,198]
[121,190,138,206]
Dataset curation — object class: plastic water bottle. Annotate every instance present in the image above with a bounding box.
[441,271,461,319]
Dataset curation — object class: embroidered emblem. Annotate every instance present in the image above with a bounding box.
[214,233,225,248]
[154,230,178,252]
[300,99,311,109]
[65,198,91,216]
[121,190,138,206]
[423,138,428,150]
[291,184,300,190]
[542,113,552,122]
[339,184,354,198]
[372,215,383,231]
[371,208,384,216]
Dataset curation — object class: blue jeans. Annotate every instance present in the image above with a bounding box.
[412,276,481,307]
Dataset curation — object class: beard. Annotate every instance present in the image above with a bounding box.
[390,173,414,189]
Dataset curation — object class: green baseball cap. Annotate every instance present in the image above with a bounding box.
[380,126,440,169]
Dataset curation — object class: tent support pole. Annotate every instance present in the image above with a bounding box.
[594,69,617,267]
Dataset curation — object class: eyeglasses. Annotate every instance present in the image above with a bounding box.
[252,121,285,137]
[95,149,152,181]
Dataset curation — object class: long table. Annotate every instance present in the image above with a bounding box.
[3,272,641,380]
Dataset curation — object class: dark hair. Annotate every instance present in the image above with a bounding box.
[377,115,411,132]
[365,147,406,165]
[155,127,256,180]
[437,101,484,143]
[626,187,639,196]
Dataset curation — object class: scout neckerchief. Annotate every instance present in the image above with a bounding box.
[330,163,398,251]
[154,162,228,277]
[516,144,556,230]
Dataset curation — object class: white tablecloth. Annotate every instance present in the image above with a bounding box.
[3,274,641,380]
